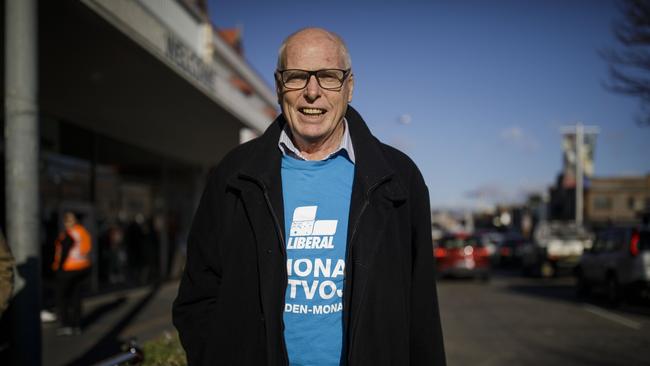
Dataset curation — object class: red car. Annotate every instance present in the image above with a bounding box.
[434,233,491,280]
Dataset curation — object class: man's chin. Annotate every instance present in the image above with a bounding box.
[293,122,329,138]
[295,131,328,145]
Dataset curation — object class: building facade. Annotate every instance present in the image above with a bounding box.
[1,0,277,291]
[585,175,650,226]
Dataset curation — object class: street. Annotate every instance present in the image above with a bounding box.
[40,271,650,365]
[438,270,650,366]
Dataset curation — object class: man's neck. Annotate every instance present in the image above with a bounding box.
[291,120,345,161]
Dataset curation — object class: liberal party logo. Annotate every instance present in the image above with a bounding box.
[285,205,344,314]
[288,206,337,250]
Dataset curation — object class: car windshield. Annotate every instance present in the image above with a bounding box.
[540,225,589,240]
[438,237,482,249]
[482,233,503,243]
[503,239,522,247]
[549,226,589,240]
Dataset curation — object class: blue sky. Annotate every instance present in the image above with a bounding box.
[208,0,649,209]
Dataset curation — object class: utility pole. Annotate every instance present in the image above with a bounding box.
[575,123,584,226]
[560,123,599,227]
[5,0,41,365]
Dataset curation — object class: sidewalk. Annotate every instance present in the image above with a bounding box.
[43,280,180,366]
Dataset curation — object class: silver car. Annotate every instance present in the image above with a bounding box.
[575,226,650,304]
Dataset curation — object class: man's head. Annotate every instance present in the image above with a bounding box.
[63,212,78,230]
[275,28,354,152]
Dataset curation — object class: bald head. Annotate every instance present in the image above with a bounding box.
[277,28,351,70]
[274,27,355,160]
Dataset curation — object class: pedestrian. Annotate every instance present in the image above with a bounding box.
[0,228,14,318]
[52,211,92,335]
[173,27,446,365]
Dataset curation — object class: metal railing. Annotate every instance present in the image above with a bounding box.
[92,339,144,366]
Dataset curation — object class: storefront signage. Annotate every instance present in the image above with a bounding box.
[165,34,216,91]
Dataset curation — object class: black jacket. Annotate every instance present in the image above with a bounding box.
[173,106,446,365]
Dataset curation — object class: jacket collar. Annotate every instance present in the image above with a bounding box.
[238,105,395,193]
[344,106,395,194]
[234,105,401,250]
[278,118,356,163]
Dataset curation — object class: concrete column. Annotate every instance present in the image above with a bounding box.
[4,0,41,365]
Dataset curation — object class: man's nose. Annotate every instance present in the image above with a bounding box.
[303,74,321,100]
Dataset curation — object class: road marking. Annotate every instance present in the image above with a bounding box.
[582,304,642,330]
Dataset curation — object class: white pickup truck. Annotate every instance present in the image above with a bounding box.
[521,221,593,278]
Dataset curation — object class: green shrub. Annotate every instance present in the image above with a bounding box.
[141,331,187,366]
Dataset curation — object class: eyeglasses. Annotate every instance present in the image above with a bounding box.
[276,69,351,90]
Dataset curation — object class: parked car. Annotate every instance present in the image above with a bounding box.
[434,233,491,280]
[521,221,592,278]
[575,225,650,304]
[476,230,501,263]
[493,232,527,268]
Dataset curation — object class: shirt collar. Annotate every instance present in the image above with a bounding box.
[278,118,356,163]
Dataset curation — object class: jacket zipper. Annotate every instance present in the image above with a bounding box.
[346,174,393,364]
[238,174,289,365]
[241,173,393,365]
[349,175,393,247]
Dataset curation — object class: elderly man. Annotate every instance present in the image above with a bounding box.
[173,28,446,365]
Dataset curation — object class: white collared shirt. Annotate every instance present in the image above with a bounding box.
[278,118,356,163]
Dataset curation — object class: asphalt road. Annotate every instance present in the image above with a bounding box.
[42,271,650,365]
[437,270,650,366]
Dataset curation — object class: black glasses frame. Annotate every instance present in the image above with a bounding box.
[275,68,351,90]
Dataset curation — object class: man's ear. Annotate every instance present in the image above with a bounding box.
[275,73,283,104]
[347,74,354,103]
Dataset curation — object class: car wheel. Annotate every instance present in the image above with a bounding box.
[575,269,590,298]
[540,261,554,278]
[606,275,622,307]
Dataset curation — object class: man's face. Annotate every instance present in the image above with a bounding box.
[277,34,354,146]
[63,213,76,229]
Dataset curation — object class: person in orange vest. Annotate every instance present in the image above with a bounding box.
[52,211,92,336]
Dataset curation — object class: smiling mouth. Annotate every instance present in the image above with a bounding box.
[299,107,326,116]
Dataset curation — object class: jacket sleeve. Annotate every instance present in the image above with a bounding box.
[173,168,223,365]
[409,167,446,365]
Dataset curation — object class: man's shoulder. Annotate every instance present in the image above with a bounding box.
[216,138,260,172]
[376,141,423,180]
[373,141,430,204]
[206,135,271,186]
[346,106,423,182]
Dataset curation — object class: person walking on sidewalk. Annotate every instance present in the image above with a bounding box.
[52,211,92,336]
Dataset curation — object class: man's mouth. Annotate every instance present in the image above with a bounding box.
[299,107,326,116]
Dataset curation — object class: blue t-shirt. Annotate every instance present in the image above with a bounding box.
[281,152,354,366]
